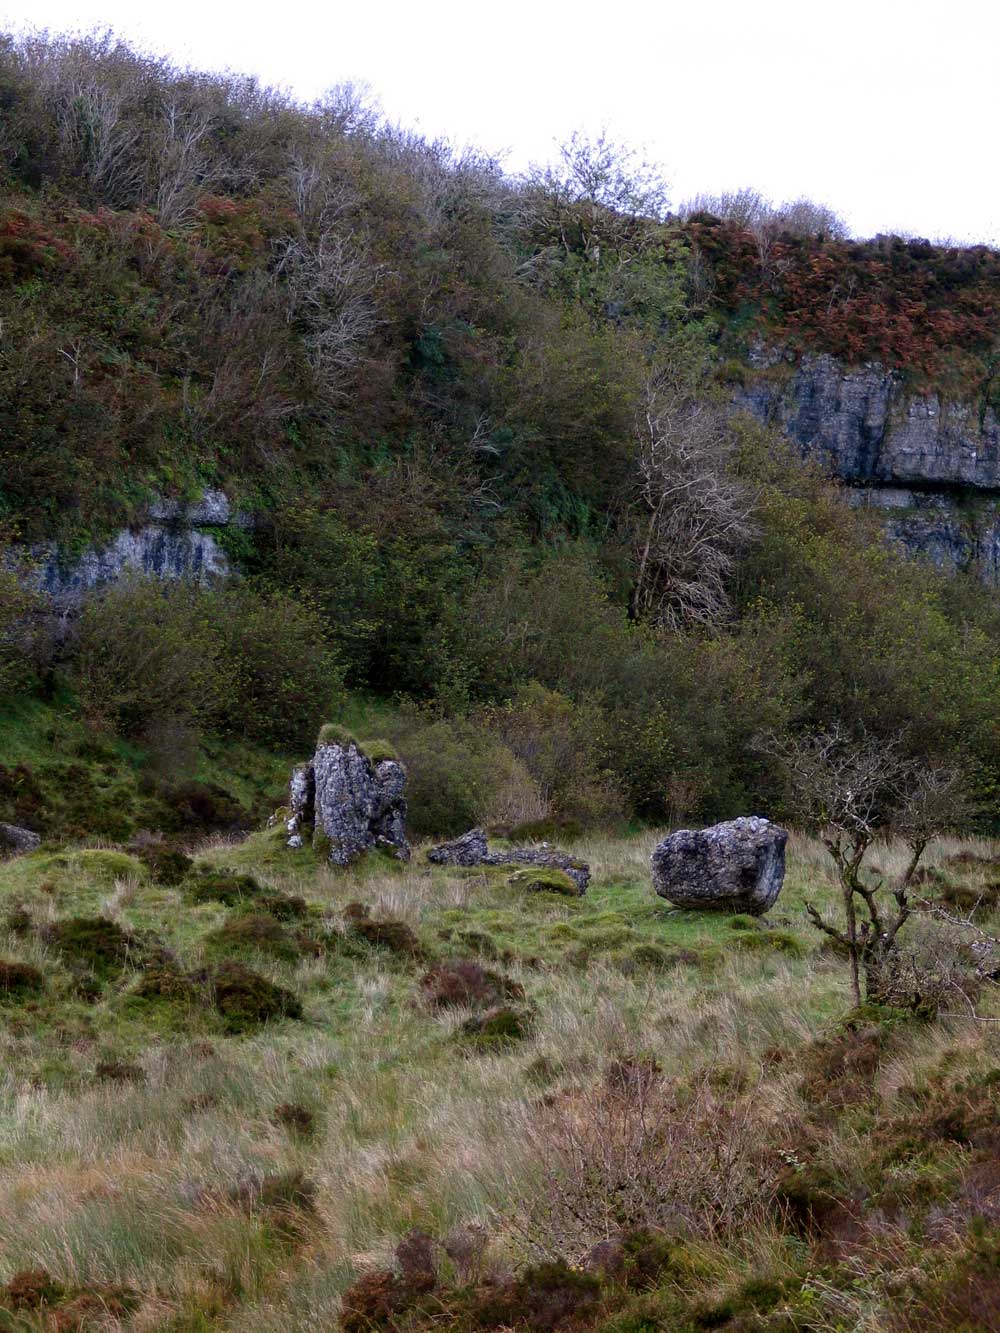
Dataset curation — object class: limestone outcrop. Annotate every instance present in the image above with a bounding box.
[740,348,1000,583]
[0,822,41,856]
[427,828,590,894]
[651,816,787,915]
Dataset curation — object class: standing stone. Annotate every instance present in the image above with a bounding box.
[285,764,315,849]
[371,759,410,861]
[651,816,787,915]
[283,740,409,866]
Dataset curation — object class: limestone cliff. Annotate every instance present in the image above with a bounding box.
[11,490,255,611]
[741,349,1000,583]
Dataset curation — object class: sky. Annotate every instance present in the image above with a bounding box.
[5,0,999,243]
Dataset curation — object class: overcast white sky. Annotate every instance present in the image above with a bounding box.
[6,0,999,243]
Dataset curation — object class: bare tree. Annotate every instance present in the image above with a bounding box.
[151,97,228,226]
[762,725,965,1007]
[629,377,756,628]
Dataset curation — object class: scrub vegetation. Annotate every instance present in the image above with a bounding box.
[5,29,1000,1331]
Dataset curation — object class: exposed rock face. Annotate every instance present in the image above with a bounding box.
[427,829,590,893]
[24,527,230,610]
[285,742,409,865]
[740,349,1000,583]
[0,822,41,855]
[9,489,257,611]
[651,816,787,915]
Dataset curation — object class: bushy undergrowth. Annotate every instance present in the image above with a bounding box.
[4,31,1000,834]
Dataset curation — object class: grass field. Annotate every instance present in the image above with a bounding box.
[2,824,1000,1330]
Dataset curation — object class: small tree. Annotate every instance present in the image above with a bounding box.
[763,725,964,1007]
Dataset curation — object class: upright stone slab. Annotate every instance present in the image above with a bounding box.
[651,816,787,915]
[371,759,410,860]
[283,741,409,865]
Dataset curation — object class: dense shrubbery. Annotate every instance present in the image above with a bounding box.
[3,30,1000,835]
[69,577,343,751]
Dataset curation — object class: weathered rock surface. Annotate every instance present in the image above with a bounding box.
[651,816,787,915]
[0,822,41,855]
[23,527,230,610]
[284,741,409,866]
[739,348,1000,584]
[7,489,258,611]
[427,829,590,894]
[427,829,490,868]
[497,844,590,894]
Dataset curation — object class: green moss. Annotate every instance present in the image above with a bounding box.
[507,866,580,896]
[316,723,357,748]
[360,737,399,763]
[729,928,803,957]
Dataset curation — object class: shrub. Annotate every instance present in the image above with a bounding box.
[273,1102,316,1137]
[47,916,139,978]
[460,1005,534,1049]
[206,912,300,961]
[0,960,45,1000]
[70,577,225,736]
[419,960,522,1009]
[349,917,421,956]
[208,961,302,1032]
[185,867,266,906]
[482,682,625,828]
[212,583,345,748]
[391,714,539,839]
[133,842,193,886]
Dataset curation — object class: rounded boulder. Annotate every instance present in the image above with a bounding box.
[651,816,788,915]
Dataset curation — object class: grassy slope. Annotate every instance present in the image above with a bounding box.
[2,824,1000,1328]
[0,696,294,843]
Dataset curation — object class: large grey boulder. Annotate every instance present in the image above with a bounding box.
[651,816,787,915]
[427,828,590,893]
[283,741,409,866]
[0,822,41,856]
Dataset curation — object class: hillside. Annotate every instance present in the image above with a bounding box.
[5,820,1000,1331]
[4,33,1000,835]
[6,31,1000,1332]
